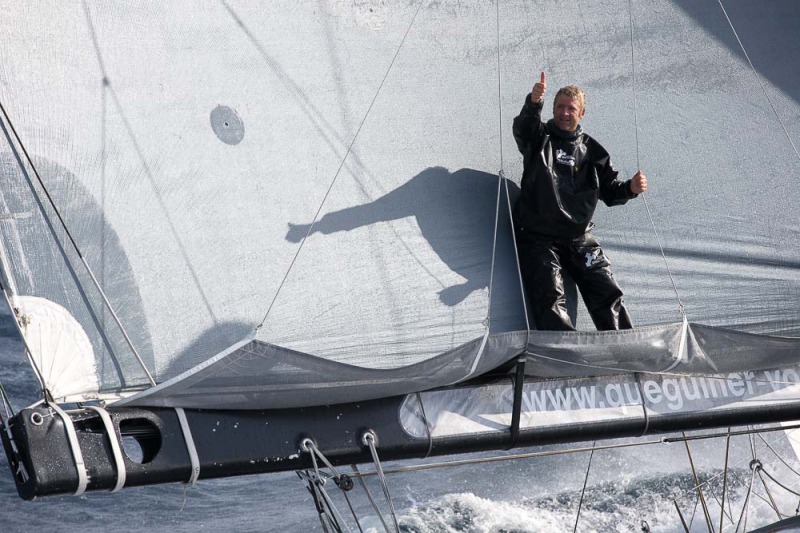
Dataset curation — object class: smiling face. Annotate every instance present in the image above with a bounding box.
[552,94,586,132]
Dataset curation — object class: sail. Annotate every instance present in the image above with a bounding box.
[0,1,798,409]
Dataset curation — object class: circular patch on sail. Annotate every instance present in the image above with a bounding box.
[210,105,245,145]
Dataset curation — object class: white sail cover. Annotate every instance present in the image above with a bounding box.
[0,1,798,409]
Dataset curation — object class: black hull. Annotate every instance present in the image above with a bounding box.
[6,373,800,500]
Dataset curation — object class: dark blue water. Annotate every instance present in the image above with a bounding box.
[2,306,800,532]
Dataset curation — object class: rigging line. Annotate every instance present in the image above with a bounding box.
[338,489,365,533]
[663,423,800,444]
[350,438,668,478]
[759,465,800,498]
[354,426,800,482]
[627,0,686,319]
[627,0,641,171]
[755,466,783,519]
[414,392,434,459]
[673,500,692,533]
[0,102,156,386]
[307,452,353,533]
[0,383,13,419]
[725,468,789,520]
[503,179,532,338]
[495,0,505,171]
[756,432,800,478]
[720,428,731,533]
[735,464,758,533]
[486,0,506,336]
[716,0,800,163]
[351,464,393,533]
[495,1,533,341]
[483,170,503,331]
[257,0,426,329]
[0,284,46,393]
[363,432,401,532]
[573,440,596,533]
[304,441,365,533]
[83,5,220,328]
[682,433,715,533]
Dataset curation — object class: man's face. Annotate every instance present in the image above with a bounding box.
[553,95,585,132]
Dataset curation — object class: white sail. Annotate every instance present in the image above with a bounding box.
[0,1,797,409]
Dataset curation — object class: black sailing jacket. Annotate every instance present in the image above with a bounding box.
[512,97,637,240]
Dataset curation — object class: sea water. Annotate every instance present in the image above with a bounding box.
[2,306,799,532]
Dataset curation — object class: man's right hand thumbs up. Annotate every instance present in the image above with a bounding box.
[531,71,546,103]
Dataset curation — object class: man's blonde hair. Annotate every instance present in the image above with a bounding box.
[554,85,586,111]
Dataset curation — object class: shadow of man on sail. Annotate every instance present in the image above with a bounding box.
[286,166,527,330]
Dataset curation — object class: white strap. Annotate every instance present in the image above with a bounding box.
[85,406,126,492]
[49,403,88,495]
[175,408,200,485]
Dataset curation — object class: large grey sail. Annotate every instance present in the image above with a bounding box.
[0,1,797,409]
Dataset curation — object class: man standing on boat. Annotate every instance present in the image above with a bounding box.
[512,72,647,331]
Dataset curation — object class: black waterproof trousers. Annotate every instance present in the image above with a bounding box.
[517,233,633,331]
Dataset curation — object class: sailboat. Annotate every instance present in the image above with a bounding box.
[1,0,799,529]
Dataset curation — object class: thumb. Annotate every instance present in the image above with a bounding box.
[540,71,546,84]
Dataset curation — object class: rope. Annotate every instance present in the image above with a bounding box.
[759,465,800,498]
[350,438,667,479]
[414,392,434,459]
[720,428,731,533]
[363,431,400,532]
[484,171,503,331]
[734,460,758,532]
[0,147,51,395]
[0,383,12,419]
[351,464,392,533]
[573,441,596,533]
[257,0,426,330]
[626,0,686,320]
[464,0,510,378]
[304,453,352,533]
[302,440,363,532]
[504,178,532,337]
[467,169,506,379]
[0,102,156,387]
[352,424,799,481]
[756,431,800,479]
[716,0,800,163]
[627,0,641,172]
[496,0,531,338]
[682,435,714,532]
[673,500,691,533]
[495,0,505,172]
[755,463,783,519]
